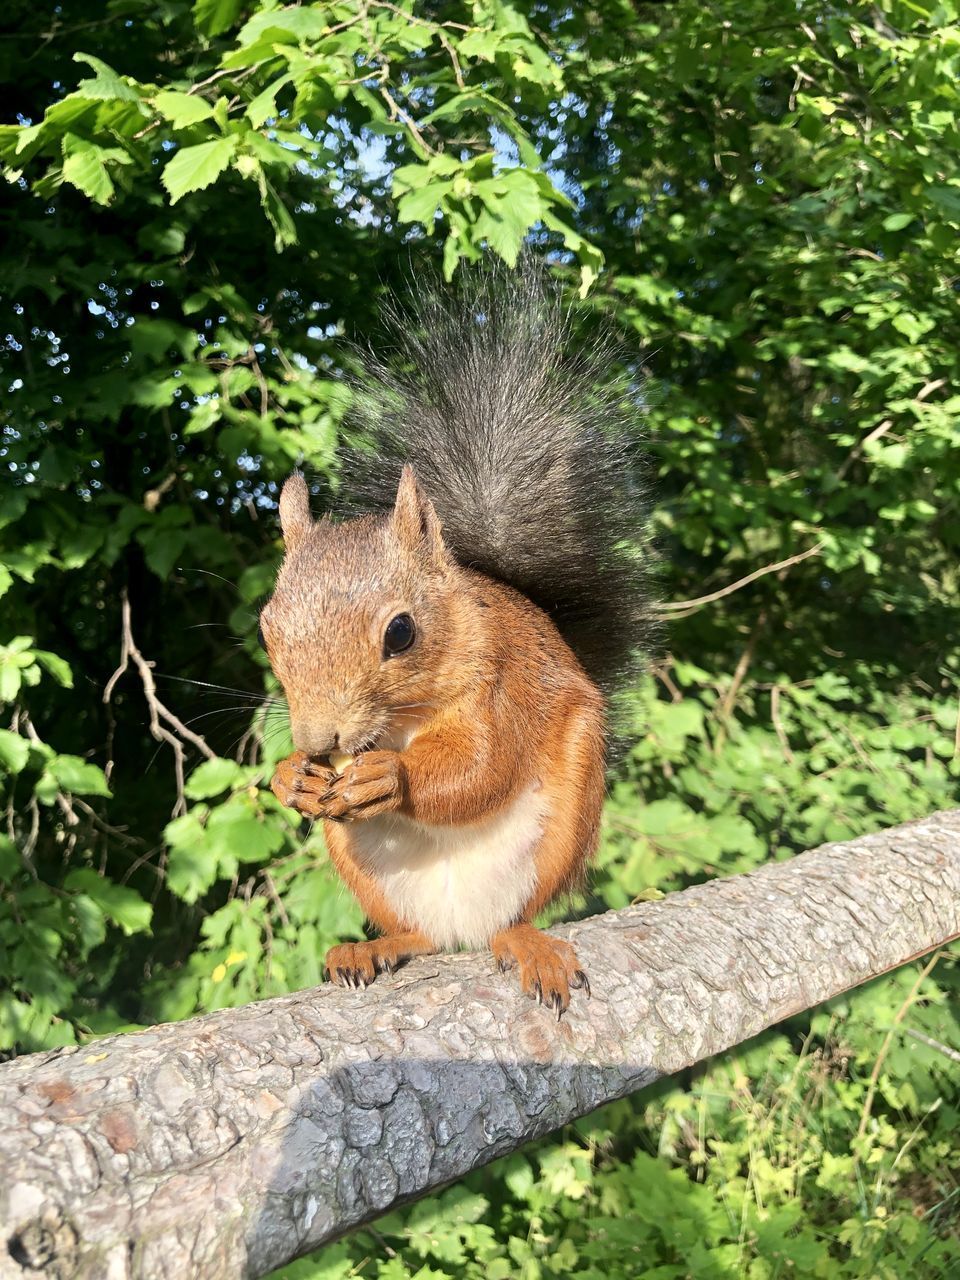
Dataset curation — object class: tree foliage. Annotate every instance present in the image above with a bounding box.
[1,0,959,1275]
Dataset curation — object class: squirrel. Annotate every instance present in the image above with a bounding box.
[262,266,649,1015]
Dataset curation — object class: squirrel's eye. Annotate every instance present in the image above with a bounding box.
[257,623,266,651]
[383,613,416,657]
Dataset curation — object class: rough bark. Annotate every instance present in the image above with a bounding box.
[2,810,959,1280]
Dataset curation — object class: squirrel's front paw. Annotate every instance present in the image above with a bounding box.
[271,751,335,818]
[321,750,404,822]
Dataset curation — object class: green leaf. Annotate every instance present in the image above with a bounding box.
[423,91,519,129]
[397,182,450,226]
[891,312,935,341]
[138,223,187,256]
[0,834,19,882]
[0,729,29,774]
[184,757,249,799]
[882,212,914,231]
[0,638,34,704]
[236,7,330,48]
[34,650,73,689]
[161,136,237,204]
[165,809,217,904]
[807,94,837,116]
[61,139,115,205]
[48,755,112,798]
[245,75,293,129]
[64,869,153,936]
[72,891,107,953]
[258,171,298,250]
[138,527,188,578]
[153,91,216,129]
[472,172,544,266]
[0,665,23,704]
[928,183,960,222]
[194,0,245,38]
[72,52,139,102]
[206,803,286,865]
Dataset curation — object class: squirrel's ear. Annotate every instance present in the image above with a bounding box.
[279,473,313,551]
[392,465,447,567]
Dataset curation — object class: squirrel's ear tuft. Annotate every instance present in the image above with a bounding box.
[279,473,313,551]
[392,464,447,567]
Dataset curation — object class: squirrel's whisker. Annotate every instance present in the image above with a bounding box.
[157,674,284,705]
[177,567,251,597]
[178,707,269,731]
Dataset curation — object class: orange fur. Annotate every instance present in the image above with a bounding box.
[265,468,606,1012]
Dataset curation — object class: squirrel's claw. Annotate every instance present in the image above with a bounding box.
[572,969,591,998]
[323,936,433,990]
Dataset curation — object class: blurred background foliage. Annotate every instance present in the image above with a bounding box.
[1,0,959,1275]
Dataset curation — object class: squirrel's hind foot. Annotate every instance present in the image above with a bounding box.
[491,923,589,1019]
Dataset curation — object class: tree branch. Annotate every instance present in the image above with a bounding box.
[2,811,959,1279]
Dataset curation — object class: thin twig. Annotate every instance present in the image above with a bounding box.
[371,2,471,33]
[143,472,177,513]
[20,798,40,877]
[770,685,796,765]
[838,378,946,479]
[436,28,465,89]
[649,659,682,704]
[186,67,236,96]
[657,542,825,616]
[72,797,143,848]
[855,950,942,1146]
[247,345,270,418]
[838,418,893,478]
[900,1026,960,1066]
[714,611,767,750]
[21,715,79,828]
[262,870,291,931]
[131,119,162,142]
[118,843,166,886]
[380,85,436,155]
[104,591,216,817]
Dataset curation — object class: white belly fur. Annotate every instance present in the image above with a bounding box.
[349,785,546,949]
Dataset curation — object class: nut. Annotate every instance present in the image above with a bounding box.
[328,749,354,775]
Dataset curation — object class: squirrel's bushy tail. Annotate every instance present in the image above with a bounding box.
[344,262,653,694]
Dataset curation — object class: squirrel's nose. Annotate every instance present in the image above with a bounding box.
[289,716,341,760]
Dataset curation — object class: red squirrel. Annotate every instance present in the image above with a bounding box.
[262,269,649,1015]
